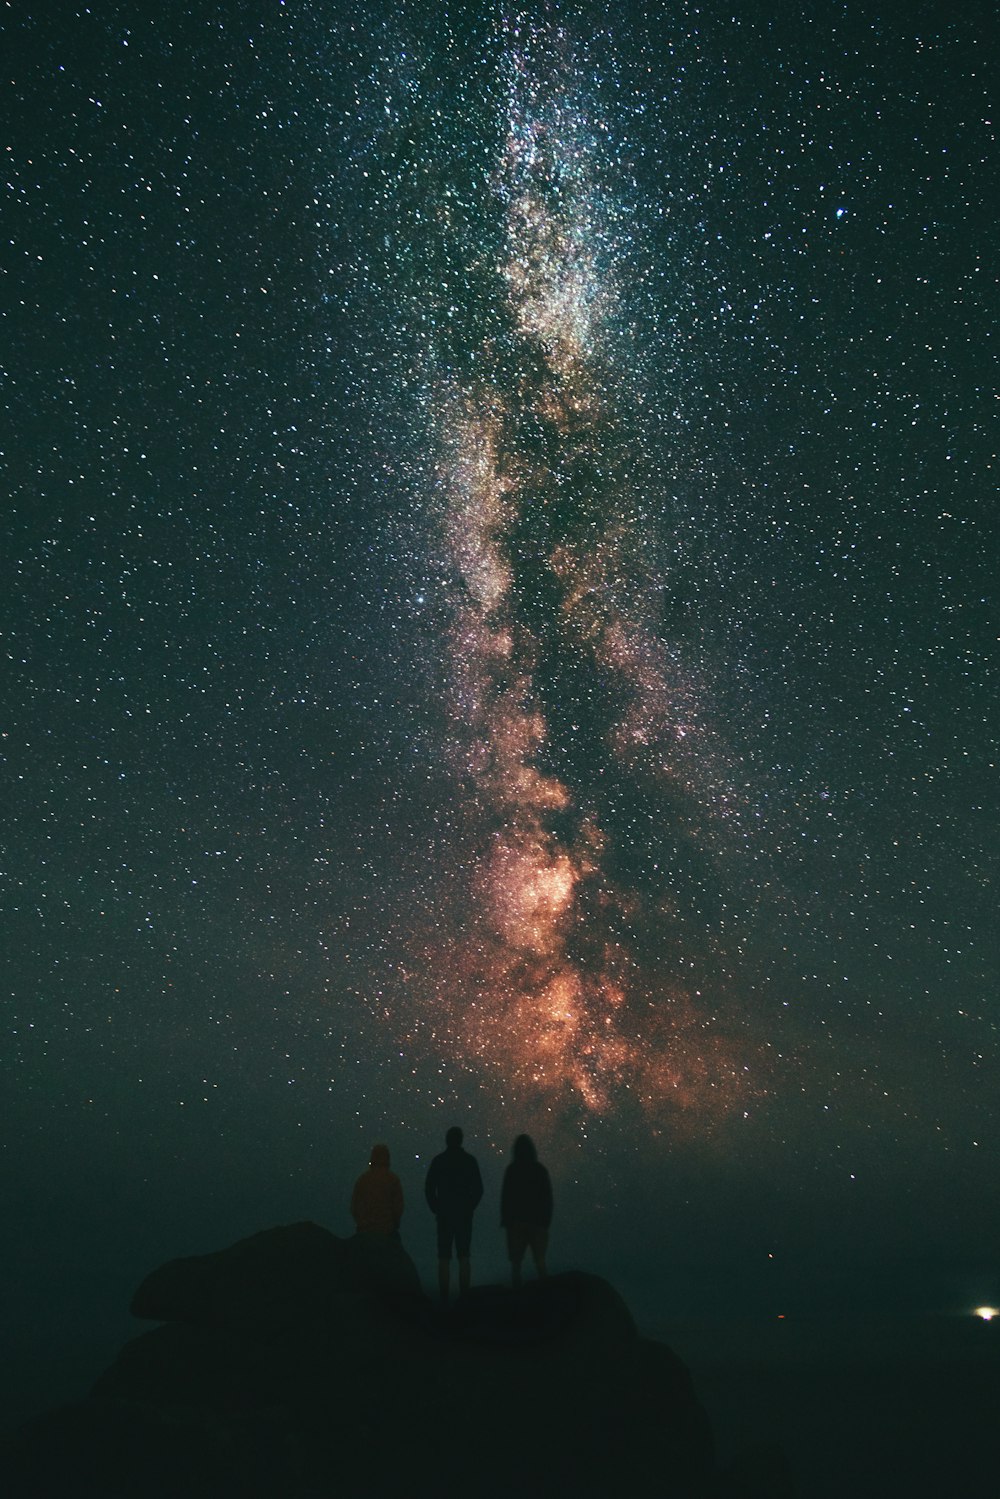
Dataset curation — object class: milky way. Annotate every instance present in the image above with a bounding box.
[379,21,761,1124]
[3,0,995,1227]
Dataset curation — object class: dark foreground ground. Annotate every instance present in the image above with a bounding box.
[3,1241,998,1497]
[668,1312,999,1499]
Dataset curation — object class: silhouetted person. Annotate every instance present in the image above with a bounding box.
[424,1125,484,1302]
[350,1143,404,1238]
[501,1134,552,1288]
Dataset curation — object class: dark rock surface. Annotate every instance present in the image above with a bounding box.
[0,1222,787,1497]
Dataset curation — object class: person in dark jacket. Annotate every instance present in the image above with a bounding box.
[424,1125,484,1302]
[500,1134,552,1288]
[350,1142,404,1238]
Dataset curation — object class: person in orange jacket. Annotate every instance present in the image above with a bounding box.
[350,1142,404,1238]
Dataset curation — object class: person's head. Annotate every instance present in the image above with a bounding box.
[512,1134,537,1163]
[370,1143,390,1168]
[445,1126,463,1149]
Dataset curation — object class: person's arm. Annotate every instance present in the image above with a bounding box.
[392,1174,404,1228]
[472,1158,484,1209]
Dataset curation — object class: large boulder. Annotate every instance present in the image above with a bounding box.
[1,1223,730,1498]
[130,1220,422,1326]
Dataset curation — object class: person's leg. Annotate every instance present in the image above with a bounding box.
[456,1213,473,1295]
[507,1224,526,1288]
[530,1227,549,1279]
[437,1217,454,1304]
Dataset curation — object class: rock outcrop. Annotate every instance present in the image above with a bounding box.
[0,1222,774,1497]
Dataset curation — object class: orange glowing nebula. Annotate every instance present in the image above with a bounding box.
[414,41,756,1126]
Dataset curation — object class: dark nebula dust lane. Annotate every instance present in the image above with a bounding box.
[365,17,768,1124]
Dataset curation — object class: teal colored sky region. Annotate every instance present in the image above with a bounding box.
[2,1,996,1298]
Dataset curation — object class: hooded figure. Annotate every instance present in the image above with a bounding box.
[500,1134,552,1286]
[350,1143,404,1237]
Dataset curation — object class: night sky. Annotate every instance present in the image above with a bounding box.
[3,0,997,1372]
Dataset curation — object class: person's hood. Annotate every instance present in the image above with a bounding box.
[370,1143,391,1169]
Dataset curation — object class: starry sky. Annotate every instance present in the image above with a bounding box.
[2,0,997,1334]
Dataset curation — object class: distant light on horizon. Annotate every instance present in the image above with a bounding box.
[973,1307,997,1322]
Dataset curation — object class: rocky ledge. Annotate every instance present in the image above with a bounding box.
[1,1222,792,1497]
